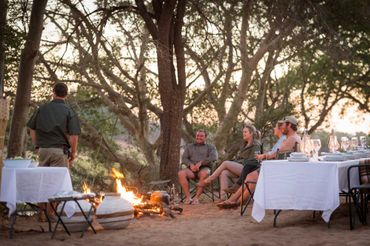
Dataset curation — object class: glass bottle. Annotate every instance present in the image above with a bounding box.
[328,129,339,153]
[171,184,179,205]
[301,129,312,157]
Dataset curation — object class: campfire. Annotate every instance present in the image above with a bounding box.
[86,168,183,220]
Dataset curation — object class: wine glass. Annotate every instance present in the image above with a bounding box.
[300,132,312,157]
[350,137,359,150]
[311,139,321,160]
[341,137,350,152]
[359,136,367,149]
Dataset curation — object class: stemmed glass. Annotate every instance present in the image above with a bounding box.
[341,137,350,152]
[311,139,321,160]
[350,137,359,150]
[359,136,367,149]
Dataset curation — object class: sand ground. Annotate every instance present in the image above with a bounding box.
[1,201,369,246]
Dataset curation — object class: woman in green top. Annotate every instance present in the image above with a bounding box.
[198,124,261,200]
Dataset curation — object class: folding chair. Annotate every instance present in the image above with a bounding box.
[347,160,370,230]
[48,193,96,239]
[180,161,217,203]
[240,144,263,215]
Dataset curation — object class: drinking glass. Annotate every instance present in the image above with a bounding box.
[359,136,367,149]
[341,137,350,152]
[300,134,312,157]
[311,139,321,160]
[328,135,339,153]
[350,137,359,150]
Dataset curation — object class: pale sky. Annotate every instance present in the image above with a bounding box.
[327,101,370,135]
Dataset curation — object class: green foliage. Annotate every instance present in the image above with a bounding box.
[70,153,115,193]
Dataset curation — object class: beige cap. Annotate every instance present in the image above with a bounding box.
[284,115,298,125]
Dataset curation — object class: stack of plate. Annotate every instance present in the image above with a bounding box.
[323,153,345,161]
[287,152,309,162]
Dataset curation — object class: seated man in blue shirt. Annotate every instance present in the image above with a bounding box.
[178,130,218,205]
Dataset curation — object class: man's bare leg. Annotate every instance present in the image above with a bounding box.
[178,168,195,203]
[193,169,210,204]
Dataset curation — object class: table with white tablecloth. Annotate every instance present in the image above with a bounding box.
[0,167,73,216]
[251,159,363,223]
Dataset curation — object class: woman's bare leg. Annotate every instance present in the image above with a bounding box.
[219,170,238,200]
[208,161,243,182]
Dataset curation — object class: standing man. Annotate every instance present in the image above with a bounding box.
[27,83,81,167]
[178,130,218,205]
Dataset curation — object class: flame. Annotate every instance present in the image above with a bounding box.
[112,167,124,179]
[82,182,91,194]
[111,168,143,206]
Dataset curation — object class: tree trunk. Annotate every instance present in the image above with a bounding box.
[156,0,186,181]
[7,0,48,157]
[0,0,8,181]
[0,0,7,95]
[135,0,186,181]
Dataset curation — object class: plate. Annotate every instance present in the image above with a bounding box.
[287,157,309,162]
[323,157,345,161]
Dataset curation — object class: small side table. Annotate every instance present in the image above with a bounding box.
[48,193,97,239]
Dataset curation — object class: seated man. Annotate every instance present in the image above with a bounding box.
[257,115,301,160]
[178,130,218,205]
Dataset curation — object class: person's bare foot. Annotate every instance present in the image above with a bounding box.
[183,197,192,205]
[192,198,200,205]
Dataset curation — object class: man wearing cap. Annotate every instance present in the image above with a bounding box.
[257,115,301,160]
[27,82,81,168]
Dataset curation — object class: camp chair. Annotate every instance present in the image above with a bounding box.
[347,159,370,230]
[179,161,217,203]
[240,144,264,216]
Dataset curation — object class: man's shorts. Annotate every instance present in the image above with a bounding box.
[188,166,211,178]
[38,148,69,167]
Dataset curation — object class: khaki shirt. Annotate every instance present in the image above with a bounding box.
[27,99,81,148]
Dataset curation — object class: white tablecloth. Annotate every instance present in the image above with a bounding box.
[251,159,363,223]
[0,167,73,216]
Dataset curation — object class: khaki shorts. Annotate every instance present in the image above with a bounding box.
[38,148,69,168]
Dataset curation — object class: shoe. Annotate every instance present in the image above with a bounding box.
[183,197,192,205]
[192,198,200,205]
[224,184,240,194]
[216,200,239,209]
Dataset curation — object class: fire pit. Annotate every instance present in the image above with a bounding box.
[134,191,183,218]
[93,168,183,230]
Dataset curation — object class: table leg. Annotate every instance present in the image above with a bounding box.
[50,201,71,239]
[74,199,96,238]
[8,211,16,239]
[273,210,282,227]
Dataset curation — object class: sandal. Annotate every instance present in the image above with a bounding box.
[216,200,239,209]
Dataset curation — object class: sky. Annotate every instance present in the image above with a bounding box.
[327,102,369,135]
